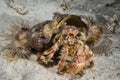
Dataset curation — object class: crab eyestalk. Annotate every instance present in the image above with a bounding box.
[62,26,79,45]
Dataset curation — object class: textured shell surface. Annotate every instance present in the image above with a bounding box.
[31,20,54,51]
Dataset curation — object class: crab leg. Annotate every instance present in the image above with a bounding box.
[65,53,86,74]
[65,43,86,74]
[84,45,94,68]
[37,38,62,63]
[58,45,69,73]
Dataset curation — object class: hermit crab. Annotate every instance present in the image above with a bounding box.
[37,25,94,74]
[36,12,112,74]
[36,13,94,74]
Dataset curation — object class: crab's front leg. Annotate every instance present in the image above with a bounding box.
[85,45,94,68]
[65,44,86,74]
[65,54,86,74]
[37,38,62,63]
[58,45,69,73]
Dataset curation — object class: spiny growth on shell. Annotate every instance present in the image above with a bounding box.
[1,21,32,61]
[2,43,31,61]
[78,15,113,55]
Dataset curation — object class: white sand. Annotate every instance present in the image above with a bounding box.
[0,0,120,80]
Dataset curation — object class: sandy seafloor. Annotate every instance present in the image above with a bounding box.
[0,0,120,80]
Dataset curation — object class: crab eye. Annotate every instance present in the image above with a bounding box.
[77,33,81,37]
[62,34,67,39]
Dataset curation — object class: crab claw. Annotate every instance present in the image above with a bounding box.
[66,62,85,74]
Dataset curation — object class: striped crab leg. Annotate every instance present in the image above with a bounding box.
[57,45,69,73]
[65,41,86,74]
[37,37,62,63]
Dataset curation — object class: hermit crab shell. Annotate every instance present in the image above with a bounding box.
[31,20,54,51]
